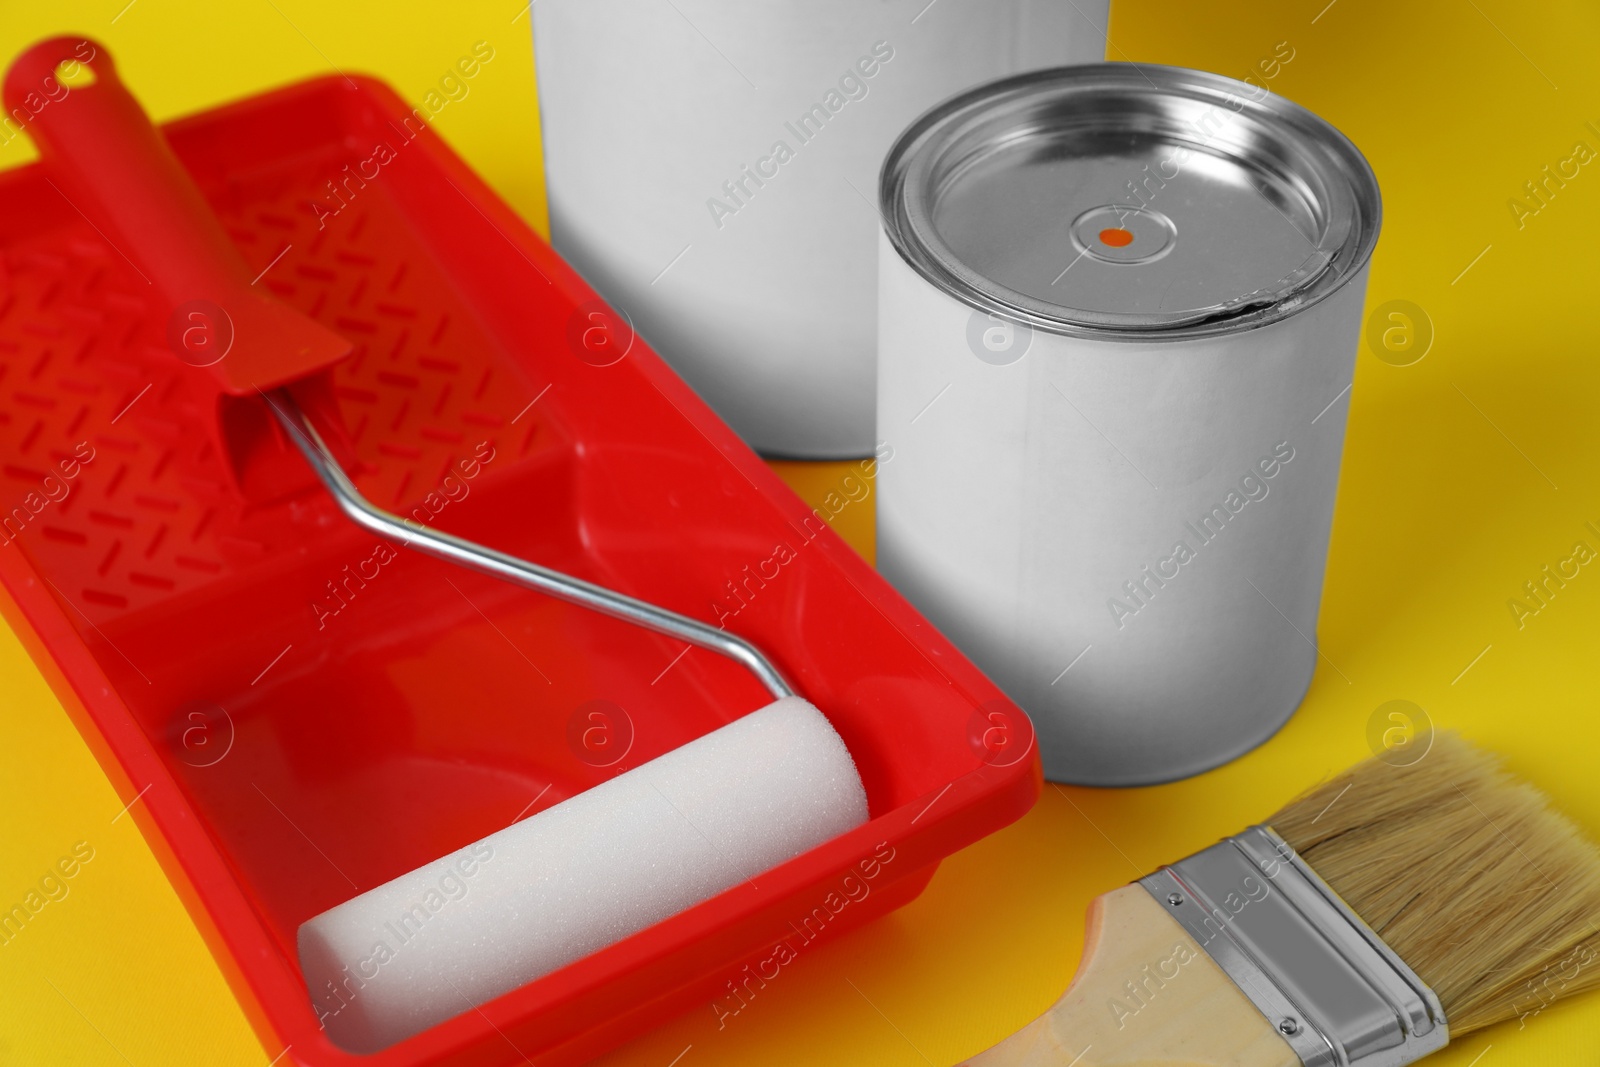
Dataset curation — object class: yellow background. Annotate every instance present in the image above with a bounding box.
[3,0,1599,1063]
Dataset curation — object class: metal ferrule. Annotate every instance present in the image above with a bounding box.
[1139,825,1447,1067]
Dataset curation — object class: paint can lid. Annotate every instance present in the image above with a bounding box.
[879,63,1381,339]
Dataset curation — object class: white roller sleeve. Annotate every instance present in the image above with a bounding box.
[298,696,868,1052]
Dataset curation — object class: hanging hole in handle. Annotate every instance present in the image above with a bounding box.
[55,59,96,89]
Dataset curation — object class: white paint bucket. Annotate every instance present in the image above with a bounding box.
[876,64,1382,785]
[531,0,1108,458]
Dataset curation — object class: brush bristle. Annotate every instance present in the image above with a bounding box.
[1268,733,1600,1035]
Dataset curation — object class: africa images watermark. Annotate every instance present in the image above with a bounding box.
[0,442,98,548]
[0,841,96,948]
[0,39,96,152]
[1111,840,1301,1031]
[310,440,497,629]
[710,441,893,629]
[1506,120,1599,231]
[1115,41,1296,222]
[704,40,896,230]
[710,841,896,1028]
[309,41,497,229]
[1512,940,1598,1029]
[1106,441,1296,630]
[310,841,495,1027]
[1506,520,1600,631]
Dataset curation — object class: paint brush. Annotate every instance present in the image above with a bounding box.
[965,734,1600,1066]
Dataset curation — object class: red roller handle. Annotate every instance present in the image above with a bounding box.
[5,37,353,499]
[5,36,350,390]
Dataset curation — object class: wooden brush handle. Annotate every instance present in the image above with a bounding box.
[961,886,1299,1067]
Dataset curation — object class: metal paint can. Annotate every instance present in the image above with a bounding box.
[531,0,1108,458]
[876,64,1381,785]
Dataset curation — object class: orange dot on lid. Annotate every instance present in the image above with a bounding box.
[1098,227,1134,248]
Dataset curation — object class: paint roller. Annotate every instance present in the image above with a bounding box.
[280,411,868,1052]
[9,36,869,1053]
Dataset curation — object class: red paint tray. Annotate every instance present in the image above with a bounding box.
[0,52,1039,1067]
